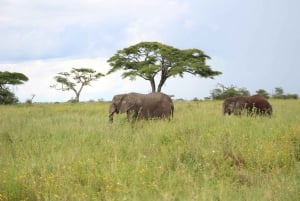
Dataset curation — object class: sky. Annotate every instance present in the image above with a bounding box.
[1,0,299,102]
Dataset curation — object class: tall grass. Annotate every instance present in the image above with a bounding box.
[0,100,299,201]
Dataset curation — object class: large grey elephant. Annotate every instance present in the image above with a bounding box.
[109,92,174,123]
[223,95,272,116]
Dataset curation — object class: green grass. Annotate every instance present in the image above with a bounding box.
[0,100,299,201]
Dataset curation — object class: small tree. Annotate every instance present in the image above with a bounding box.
[272,87,284,99]
[256,89,270,99]
[51,68,104,102]
[0,88,18,104]
[25,94,36,104]
[0,71,29,104]
[210,84,250,100]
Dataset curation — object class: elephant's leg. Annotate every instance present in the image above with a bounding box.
[126,111,132,121]
[109,114,114,123]
[126,110,138,122]
[134,108,144,120]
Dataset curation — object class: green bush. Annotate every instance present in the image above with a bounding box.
[0,88,18,104]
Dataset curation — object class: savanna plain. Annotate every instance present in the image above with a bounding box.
[0,100,299,201]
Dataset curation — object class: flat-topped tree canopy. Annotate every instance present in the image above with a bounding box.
[107,41,222,92]
[0,71,29,89]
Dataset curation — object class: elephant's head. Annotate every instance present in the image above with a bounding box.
[233,97,249,115]
[109,94,126,122]
[108,93,138,122]
[222,97,236,115]
[223,96,248,115]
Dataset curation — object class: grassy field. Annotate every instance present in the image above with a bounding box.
[0,99,299,201]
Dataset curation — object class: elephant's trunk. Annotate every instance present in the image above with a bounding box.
[109,104,116,123]
[222,103,228,115]
[109,113,114,123]
[222,104,225,115]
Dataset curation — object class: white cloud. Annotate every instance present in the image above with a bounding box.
[1,0,187,28]
[120,0,188,46]
[124,19,164,45]
[0,0,190,61]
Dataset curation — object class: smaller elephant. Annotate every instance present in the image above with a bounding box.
[223,95,272,116]
[109,92,174,123]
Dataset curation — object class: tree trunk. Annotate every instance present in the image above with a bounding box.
[70,87,80,103]
[157,80,165,92]
[74,83,85,103]
[149,78,156,92]
[75,93,80,103]
[157,71,168,92]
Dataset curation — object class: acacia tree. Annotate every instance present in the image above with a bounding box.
[256,89,270,99]
[51,68,104,102]
[0,71,29,104]
[210,83,250,100]
[107,41,222,92]
[272,87,284,99]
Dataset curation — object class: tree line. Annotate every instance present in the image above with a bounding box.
[210,84,298,100]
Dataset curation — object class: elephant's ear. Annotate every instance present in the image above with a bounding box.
[119,95,136,113]
[119,99,127,113]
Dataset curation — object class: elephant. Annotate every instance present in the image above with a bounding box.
[109,92,174,123]
[222,95,272,116]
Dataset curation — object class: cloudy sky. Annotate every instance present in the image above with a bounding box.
[1,0,299,102]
